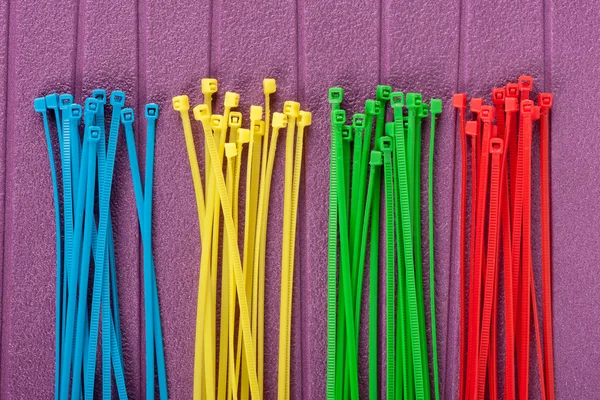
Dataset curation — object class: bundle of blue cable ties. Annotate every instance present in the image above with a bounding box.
[34,90,168,400]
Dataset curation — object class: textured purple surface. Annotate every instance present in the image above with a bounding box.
[0,0,599,398]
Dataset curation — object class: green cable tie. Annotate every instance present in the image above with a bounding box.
[327,87,343,400]
[380,135,396,400]
[416,101,432,399]
[387,106,410,399]
[394,92,425,399]
[332,107,360,400]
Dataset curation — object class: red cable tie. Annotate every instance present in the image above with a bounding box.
[466,105,494,399]
[502,96,518,400]
[475,137,504,400]
[517,99,534,399]
[539,92,555,400]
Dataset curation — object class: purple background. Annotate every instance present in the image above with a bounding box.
[0,0,598,398]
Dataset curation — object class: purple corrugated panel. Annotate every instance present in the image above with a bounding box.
[550,0,600,398]
[0,0,78,397]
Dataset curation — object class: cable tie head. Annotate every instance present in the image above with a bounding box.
[465,120,477,137]
[470,98,483,114]
[59,94,74,110]
[342,125,353,141]
[237,128,251,144]
[390,92,405,108]
[120,108,135,125]
[490,137,504,154]
[172,95,190,112]
[33,97,47,113]
[376,85,392,101]
[45,93,59,110]
[480,105,495,122]
[283,101,301,118]
[224,92,240,108]
[263,78,277,95]
[492,88,506,105]
[201,78,218,95]
[210,114,223,132]
[452,93,467,109]
[253,120,265,136]
[145,103,159,120]
[192,104,210,122]
[91,89,107,105]
[332,109,346,127]
[110,91,126,107]
[538,93,553,110]
[369,150,383,166]
[521,99,534,115]
[87,126,101,143]
[506,83,519,98]
[225,143,237,159]
[250,105,263,121]
[406,93,423,110]
[430,99,442,115]
[272,112,288,129]
[518,75,533,94]
[228,111,243,128]
[379,136,393,153]
[70,104,82,121]
[298,111,312,127]
[84,98,99,125]
[328,87,344,105]
[352,113,365,129]
[365,99,380,115]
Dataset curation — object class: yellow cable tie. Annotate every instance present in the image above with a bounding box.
[202,78,218,194]
[172,95,214,400]
[218,142,238,400]
[252,78,277,395]
[285,110,311,390]
[240,106,265,398]
[211,93,239,391]
[193,103,261,400]
[278,100,300,400]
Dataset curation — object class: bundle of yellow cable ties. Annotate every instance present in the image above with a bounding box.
[173,78,311,400]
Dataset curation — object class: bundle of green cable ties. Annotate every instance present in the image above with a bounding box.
[327,86,442,399]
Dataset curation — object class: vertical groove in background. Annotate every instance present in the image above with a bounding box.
[208,0,215,76]
[71,0,81,94]
[444,0,466,397]
[74,0,85,100]
[543,0,552,92]
[0,0,12,387]
[378,0,385,83]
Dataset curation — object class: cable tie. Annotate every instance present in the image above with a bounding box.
[538,92,555,400]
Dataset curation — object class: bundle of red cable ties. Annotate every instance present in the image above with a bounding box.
[455,75,555,400]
